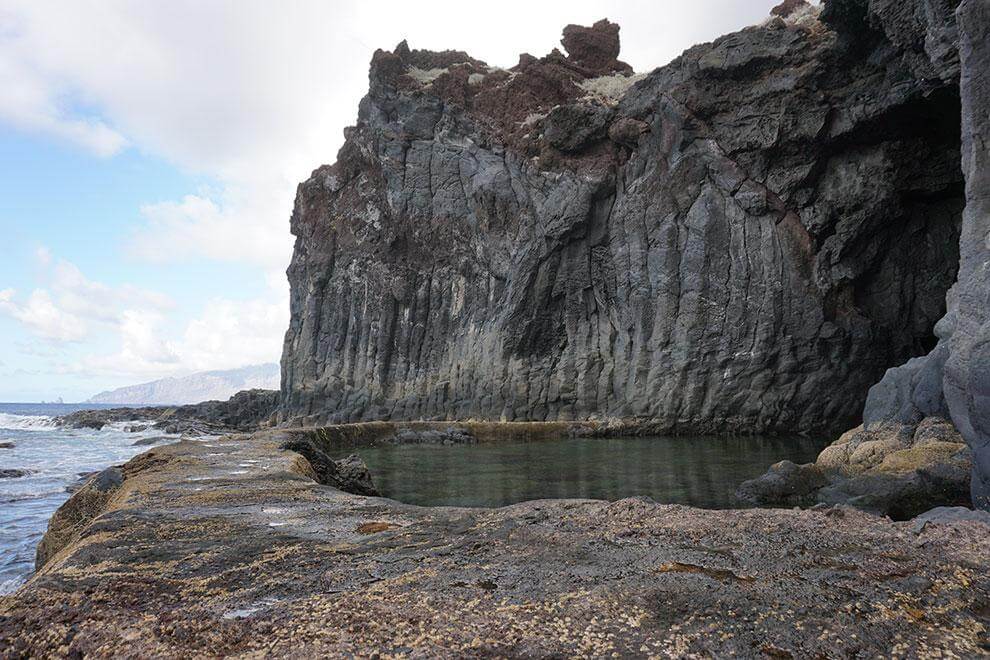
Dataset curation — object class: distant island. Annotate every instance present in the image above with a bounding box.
[85,363,279,405]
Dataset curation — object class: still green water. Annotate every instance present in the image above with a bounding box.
[350,436,827,509]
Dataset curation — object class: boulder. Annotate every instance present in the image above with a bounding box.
[36,467,125,569]
[332,455,379,497]
[280,436,380,497]
[913,505,990,531]
[131,436,174,447]
[560,19,632,75]
[391,427,476,445]
[735,461,828,507]
[748,416,974,517]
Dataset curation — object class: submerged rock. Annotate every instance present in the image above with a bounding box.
[0,441,15,449]
[0,468,31,479]
[390,426,476,445]
[735,460,827,507]
[131,436,174,447]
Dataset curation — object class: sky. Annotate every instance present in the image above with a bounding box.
[0,0,783,402]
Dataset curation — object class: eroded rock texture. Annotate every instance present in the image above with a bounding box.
[948,0,990,508]
[847,0,990,509]
[280,5,964,433]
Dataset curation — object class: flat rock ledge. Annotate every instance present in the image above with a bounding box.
[2,424,989,657]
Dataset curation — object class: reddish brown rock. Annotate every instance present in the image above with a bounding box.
[560,19,633,75]
[771,0,811,19]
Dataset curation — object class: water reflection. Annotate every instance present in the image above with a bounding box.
[350,435,827,509]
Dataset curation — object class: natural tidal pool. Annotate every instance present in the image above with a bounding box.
[347,435,828,509]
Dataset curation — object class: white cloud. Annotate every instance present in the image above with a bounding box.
[179,296,288,372]
[0,254,172,343]
[0,288,87,342]
[49,258,173,322]
[75,290,287,382]
[0,0,781,270]
[0,0,783,393]
[34,246,51,267]
[131,189,293,269]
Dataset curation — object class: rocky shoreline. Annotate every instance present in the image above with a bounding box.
[1,427,988,656]
[55,389,280,435]
[3,0,990,654]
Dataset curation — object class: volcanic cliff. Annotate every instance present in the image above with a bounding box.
[280,2,966,437]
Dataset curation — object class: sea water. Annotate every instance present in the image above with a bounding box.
[0,403,176,595]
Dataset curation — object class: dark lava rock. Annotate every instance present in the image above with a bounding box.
[36,466,125,569]
[840,0,990,510]
[0,468,31,479]
[279,436,380,497]
[543,102,613,152]
[560,19,632,75]
[735,460,827,507]
[279,7,965,435]
[817,469,971,521]
[131,436,173,447]
[57,389,279,434]
[391,427,476,445]
[914,505,990,531]
[66,471,99,494]
[332,454,378,497]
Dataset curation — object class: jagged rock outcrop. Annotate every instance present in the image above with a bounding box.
[830,0,990,509]
[738,416,973,518]
[281,5,965,434]
[59,388,280,434]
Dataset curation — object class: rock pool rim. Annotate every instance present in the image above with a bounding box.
[11,424,990,656]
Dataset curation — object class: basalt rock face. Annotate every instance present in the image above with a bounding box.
[948,0,990,509]
[847,0,990,509]
[281,5,964,432]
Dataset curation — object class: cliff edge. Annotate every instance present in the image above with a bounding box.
[280,2,964,435]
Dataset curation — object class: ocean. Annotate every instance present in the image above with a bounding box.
[0,402,177,595]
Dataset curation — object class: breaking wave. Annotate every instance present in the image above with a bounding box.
[0,413,56,431]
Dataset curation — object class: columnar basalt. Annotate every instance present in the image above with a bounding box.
[280,6,964,434]
[858,0,990,508]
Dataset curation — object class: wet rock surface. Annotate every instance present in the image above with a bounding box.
[0,469,31,479]
[740,417,973,518]
[280,3,965,437]
[2,429,989,656]
[734,459,827,507]
[57,389,279,434]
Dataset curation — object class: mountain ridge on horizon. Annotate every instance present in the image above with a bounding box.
[86,364,280,405]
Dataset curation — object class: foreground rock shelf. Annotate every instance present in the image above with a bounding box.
[2,427,989,657]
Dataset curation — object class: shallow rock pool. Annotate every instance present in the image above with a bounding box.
[346,435,828,509]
